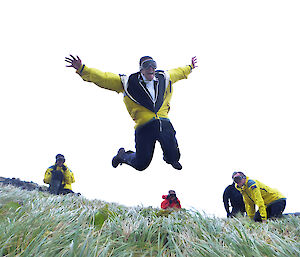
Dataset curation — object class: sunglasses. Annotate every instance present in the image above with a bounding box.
[140,59,157,70]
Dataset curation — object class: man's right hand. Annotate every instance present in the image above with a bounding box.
[65,55,82,70]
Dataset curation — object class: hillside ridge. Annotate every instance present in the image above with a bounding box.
[0,176,48,192]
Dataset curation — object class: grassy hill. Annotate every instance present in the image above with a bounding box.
[0,184,299,257]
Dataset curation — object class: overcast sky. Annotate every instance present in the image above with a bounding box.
[1,0,299,217]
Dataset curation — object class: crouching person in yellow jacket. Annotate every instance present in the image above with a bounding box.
[44,154,75,195]
[65,55,198,171]
[232,171,286,222]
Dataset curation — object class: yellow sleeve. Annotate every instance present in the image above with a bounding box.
[252,187,267,220]
[168,65,193,84]
[43,168,53,184]
[244,197,256,219]
[77,65,124,93]
[63,168,75,185]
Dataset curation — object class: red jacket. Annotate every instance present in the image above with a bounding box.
[161,195,181,209]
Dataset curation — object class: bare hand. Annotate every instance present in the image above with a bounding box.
[65,55,82,70]
[191,56,198,69]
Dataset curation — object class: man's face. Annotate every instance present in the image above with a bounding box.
[56,158,65,167]
[168,191,177,200]
[140,59,157,81]
[233,173,246,188]
[141,66,155,81]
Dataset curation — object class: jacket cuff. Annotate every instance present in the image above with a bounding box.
[76,64,85,75]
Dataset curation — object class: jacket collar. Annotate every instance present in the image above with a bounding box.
[139,72,158,82]
[125,71,166,113]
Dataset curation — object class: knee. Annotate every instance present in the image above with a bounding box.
[133,154,152,171]
[135,163,149,171]
[134,159,151,171]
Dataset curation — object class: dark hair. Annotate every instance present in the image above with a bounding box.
[56,154,65,160]
[232,171,246,179]
[139,56,153,66]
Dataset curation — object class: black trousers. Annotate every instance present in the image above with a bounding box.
[122,119,180,171]
[253,199,286,222]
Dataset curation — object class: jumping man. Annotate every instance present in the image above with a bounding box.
[65,55,198,171]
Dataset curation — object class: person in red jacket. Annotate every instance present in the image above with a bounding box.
[161,190,181,209]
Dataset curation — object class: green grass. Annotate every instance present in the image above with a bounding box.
[0,185,299,257]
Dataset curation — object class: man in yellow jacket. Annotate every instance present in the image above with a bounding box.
[65,55,197,171]
[44,154,75,195]
[232,171,286,222]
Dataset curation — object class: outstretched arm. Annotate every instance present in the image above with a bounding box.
[65,54,124,93]
[168,56,198,83]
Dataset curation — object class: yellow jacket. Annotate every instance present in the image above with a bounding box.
[44,164,75,190]
[236,177,286,220]
[77,65,193,129]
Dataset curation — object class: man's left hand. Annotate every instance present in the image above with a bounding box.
[65,55,82,70]
[191,56,198,69]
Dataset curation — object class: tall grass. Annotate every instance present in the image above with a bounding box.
[0,185,299,256]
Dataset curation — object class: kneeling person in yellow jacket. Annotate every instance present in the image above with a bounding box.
[44,154,75,195]
[65,55,198,171]
[232,171,286,222]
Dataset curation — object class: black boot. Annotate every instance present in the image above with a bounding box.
[171,162,182,170]
[112,148,126,168]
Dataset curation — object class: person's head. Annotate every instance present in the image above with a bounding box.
[232,171,246,188]
[168,190,177,199]
[55,154,65,167]
[139,56,157,81]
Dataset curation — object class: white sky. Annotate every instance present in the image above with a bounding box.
[1,0,299,217]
